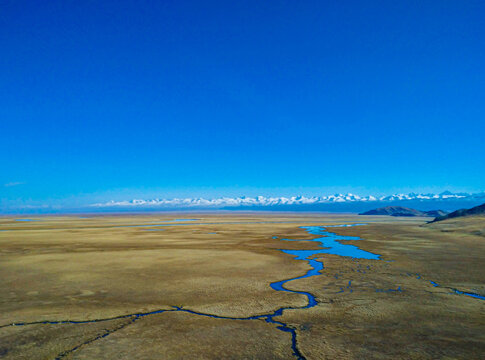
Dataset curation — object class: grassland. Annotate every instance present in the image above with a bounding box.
[0,213,483,359]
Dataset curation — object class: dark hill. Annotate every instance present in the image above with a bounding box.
[424,210,449,217]
[360,206,447,217]
[431,203,485,222]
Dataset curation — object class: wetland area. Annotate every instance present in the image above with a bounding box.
[0,213,483,359]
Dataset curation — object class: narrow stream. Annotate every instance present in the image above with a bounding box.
[428,280,485,300]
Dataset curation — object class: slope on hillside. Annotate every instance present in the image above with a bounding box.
[431,203,485,222]
[425,213,485,238]
[359,206,446,217]
[424,210,449,217]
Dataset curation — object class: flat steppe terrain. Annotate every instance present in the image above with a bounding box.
[0,213,483,359]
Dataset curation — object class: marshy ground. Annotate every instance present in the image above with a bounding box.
[0,213,483,359]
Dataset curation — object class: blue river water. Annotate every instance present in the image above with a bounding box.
[451,289,485,300]
[269,224,380,312]
[429,280,485,300]
[280,225,381,261]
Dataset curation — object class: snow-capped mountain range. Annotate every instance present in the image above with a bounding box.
[92,191,485,208]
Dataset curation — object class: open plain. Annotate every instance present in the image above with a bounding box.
[0,213,484,359]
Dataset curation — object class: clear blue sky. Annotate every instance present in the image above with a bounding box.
[1,1,484,210]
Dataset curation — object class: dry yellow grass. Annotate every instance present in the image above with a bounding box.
[0,213,483,359]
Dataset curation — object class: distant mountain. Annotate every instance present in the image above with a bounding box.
[431,203,485,222]
[359,206,447,217]
[92,191,485,209]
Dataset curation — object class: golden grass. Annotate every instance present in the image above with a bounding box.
[0,214,483,359]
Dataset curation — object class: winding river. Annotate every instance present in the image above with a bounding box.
[270,224,380,309]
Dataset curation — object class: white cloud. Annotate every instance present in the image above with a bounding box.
[4,181,25,187]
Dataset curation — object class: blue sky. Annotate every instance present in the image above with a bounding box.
[1,1,484,211]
